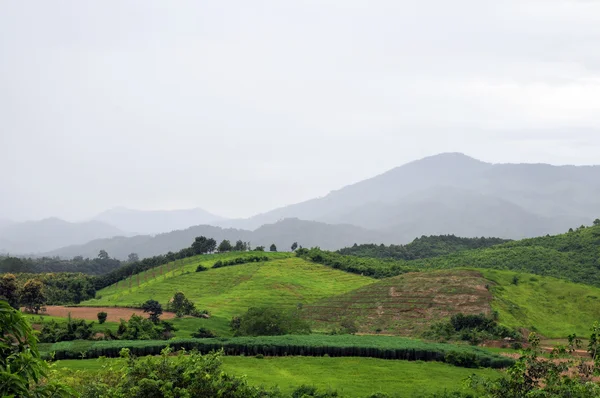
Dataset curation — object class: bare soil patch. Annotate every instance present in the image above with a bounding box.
[41,306,177,322]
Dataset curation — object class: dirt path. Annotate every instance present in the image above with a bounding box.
[40,306,177,322]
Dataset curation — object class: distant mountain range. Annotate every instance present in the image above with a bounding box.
[43,218,382,260]
[92,207,226,235]
[0,218,124,254]
[5,153,600,258]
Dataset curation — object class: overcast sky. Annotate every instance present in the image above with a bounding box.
[1,0,600,221]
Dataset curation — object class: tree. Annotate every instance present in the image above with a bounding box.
[233,307,311,336]
[21,279,46,314]
[594,219,600,226]
[141,299,163,323]
[255,246,265,252]
[0,273,20,309]
[98,250,109,260]
[97,311,108,324]
[191,236,217,255]
[0,301,74,397]
[233,240,245,251]
[218,239,233,252]
[168,292,197,317]
[127,253,139,263]
[270,244,277,252]
[291,242,298,251]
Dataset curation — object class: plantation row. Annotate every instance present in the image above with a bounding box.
[41,334,513,369]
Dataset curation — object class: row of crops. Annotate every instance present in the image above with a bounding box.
[41,334,513,369]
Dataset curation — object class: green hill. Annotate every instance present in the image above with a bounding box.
[83,254,374,334]
[303,268,600,338]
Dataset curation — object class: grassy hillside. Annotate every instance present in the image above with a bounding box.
[54,356,500,397]
[83,254,374,333]
[483,269,600,338]
[304,269,492,335]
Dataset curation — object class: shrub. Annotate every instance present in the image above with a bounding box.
[233,307,311,336]
[191,327,216,338]
[195,265,208,272]
[97,312,108,324]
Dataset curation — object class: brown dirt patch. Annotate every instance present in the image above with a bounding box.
[40,306,177,322]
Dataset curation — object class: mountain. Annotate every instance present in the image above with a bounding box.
[0,218,124,254]
[44,218,386,260]
[222,153,600,239]
[93,207,226,235]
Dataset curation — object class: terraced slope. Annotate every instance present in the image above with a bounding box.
[84,256,374,320]
[303,269,492,335]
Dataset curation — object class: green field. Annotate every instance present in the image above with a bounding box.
[84,256,374,333]
[483,268,600,337]
[53,356,500,397]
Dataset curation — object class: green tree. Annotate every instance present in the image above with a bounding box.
[291,242,298,251]
[255,246,265,252]
[21,279,46,314]
[0,273,20,309]
[141,299,163,323]
[270,243,277,252]
[0,300,74,397]
[218,239,233,252]
[594,219,600,226]
[233,240,245,251]
[127,253,139,263]
[168,292,197,317]
[98,250,109,260]
[97,311,108,324]
[234,307,311,336]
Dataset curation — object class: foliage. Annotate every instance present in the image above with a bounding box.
[13,272,96,305]
[270,243,278,252]
[467,331,600,397]
[115,314,176,340]
[141,299,163,323]
[0,254,121,275]
[97,311,107,324]
[291,242,298,251]
[41,334,513,368]
[191,327,217,338]
[21,279,46,314]
[39,314,95,343]
[338,235,510,260]
[195,264,208,272]
[93,235,217,290]
[232,307,311,336]
[424,313,520,345]
[213,254,271,269]
[0,272,20,309]
[218,239,233,252]
[66,348,281,398]
[0,300,74,397]
[296,247,415,278]
[167,291,200,317]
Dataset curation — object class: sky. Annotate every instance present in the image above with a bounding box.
[1,0,600,221]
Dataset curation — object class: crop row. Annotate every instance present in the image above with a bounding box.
[42,335,513,369]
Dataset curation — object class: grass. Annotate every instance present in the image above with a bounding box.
[52,356,500,397]
[84,256,374,334]
[481,268,600,338]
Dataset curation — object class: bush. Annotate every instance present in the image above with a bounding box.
[195,265,208,272]
[233,307,311,336]
[97,311,107,324]
[191,327,216,338]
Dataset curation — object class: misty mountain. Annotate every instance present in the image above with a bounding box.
[43,218,385,260]
[93,206,226,235]
[223,153,600,238]
[0,218,124,254]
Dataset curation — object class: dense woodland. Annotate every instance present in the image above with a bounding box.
[338,235,510,260]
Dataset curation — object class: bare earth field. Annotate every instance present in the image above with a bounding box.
[40,306,177,322]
